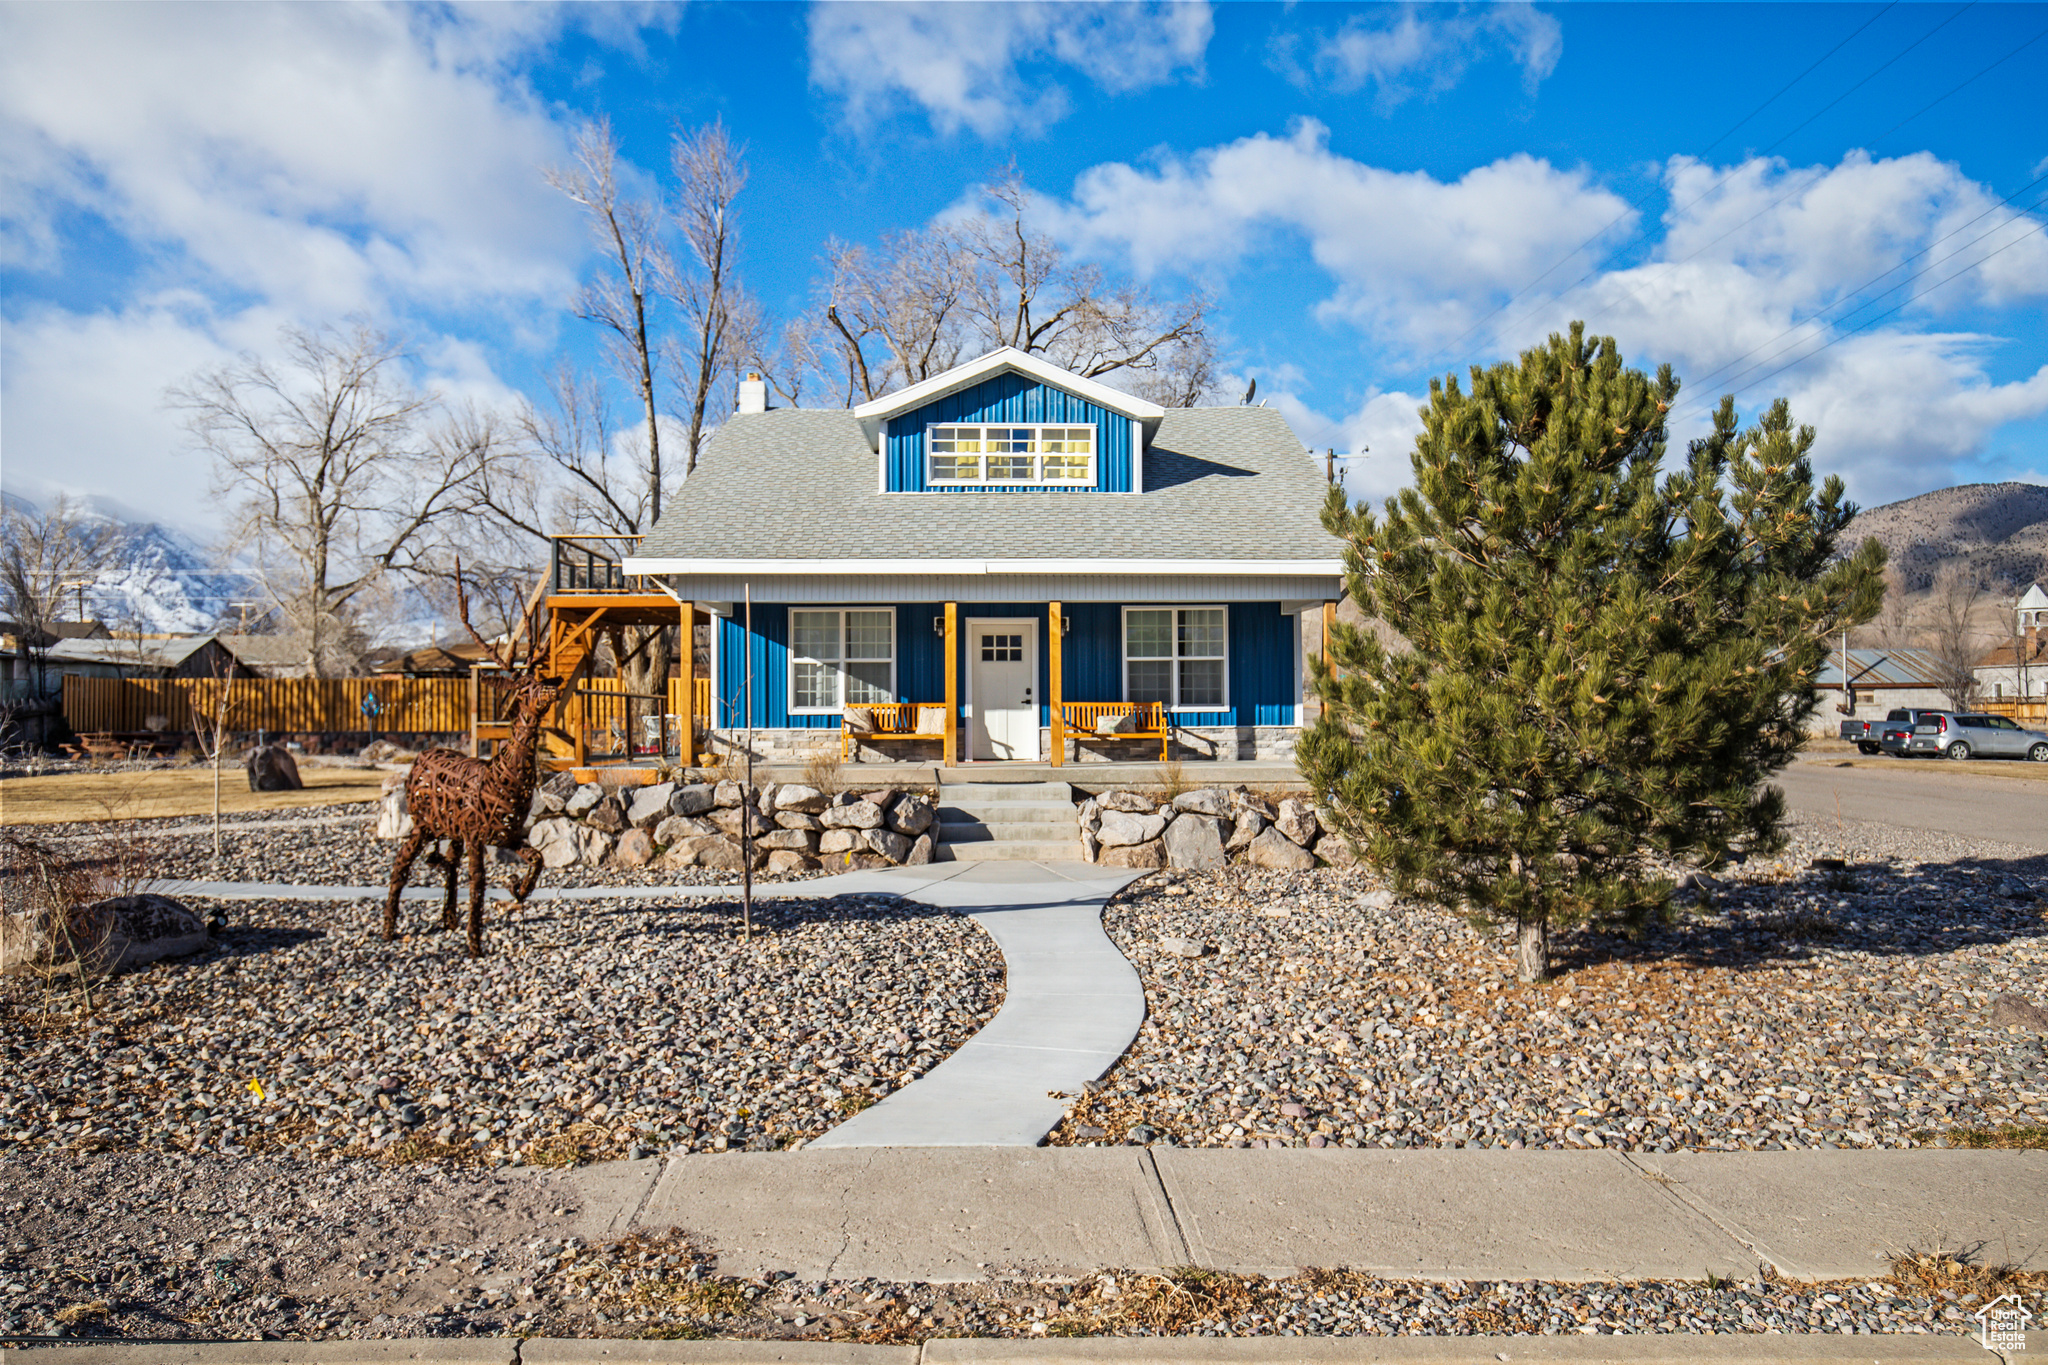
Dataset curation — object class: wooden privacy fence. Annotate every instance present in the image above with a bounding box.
[64,676,469,736]
[1980,698,2048,726]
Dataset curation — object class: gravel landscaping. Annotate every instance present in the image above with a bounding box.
[2,1147,2035,1343]
[0,881,1004,1164]
[1050,813,2048,1151]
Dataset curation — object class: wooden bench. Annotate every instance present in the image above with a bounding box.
[1053,701,1170,763]
[841,703,949,761]
[62,731,132,762]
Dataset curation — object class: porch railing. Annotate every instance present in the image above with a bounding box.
[550,534,644,594]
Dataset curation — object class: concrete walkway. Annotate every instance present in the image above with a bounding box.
[574,1146,2048,1284]
[807,861,1145,1147]
[161,860,1148,1147]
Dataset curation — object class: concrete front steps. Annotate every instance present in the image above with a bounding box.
[935,778,1081,861]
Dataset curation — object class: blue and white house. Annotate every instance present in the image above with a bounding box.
[625,348,1344,765]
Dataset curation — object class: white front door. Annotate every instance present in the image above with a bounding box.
[967,621,1038,761]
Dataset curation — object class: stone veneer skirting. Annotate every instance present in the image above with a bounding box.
[703,725,1299,764]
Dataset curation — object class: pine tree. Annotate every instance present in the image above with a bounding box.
[1300,325,1886,981]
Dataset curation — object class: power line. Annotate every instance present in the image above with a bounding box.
[1666,217,2048,425]
[1433,2,1900,360]
[1472,4,1979,363]
[1675,181,2048,401]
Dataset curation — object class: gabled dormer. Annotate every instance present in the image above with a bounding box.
[851,347,1167,494]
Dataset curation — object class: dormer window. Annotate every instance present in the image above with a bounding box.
[927,424,1095,486]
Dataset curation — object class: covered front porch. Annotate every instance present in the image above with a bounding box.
[688,590,1337,770]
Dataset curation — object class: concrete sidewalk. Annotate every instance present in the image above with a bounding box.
[4,1330,2037,1364]
[570,1147,2048,1284]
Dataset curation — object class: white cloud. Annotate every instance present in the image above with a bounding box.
[1046,119,1634,353]
[807,1,1212,137]
[1271,3,1561,105]
[0,3,598,538]
[0,3,583,314]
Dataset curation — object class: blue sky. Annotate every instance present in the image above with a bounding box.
[3,0,2046,537]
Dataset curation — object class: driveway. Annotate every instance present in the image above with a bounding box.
[1777,753,2048,851]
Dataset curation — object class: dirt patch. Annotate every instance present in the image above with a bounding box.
[0,768,388,825]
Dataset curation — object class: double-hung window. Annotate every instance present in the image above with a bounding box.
[790,608,894,713]
[1125,607,1227,710]
[927,424,1095,486]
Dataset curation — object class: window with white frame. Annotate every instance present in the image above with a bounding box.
[790,608,894,712]
[926,424,1095,486]
[1125,607,1227,710]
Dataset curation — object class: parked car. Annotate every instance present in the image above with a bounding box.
[1877,708,1954,758]
[1880,708,2048,761]
[1838,718,1883,753]
[1944,713,2048,761]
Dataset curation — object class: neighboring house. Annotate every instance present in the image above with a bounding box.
[370,640,496,678]
[623,347,1343,763]
[1973,582,2048,702]
[1813,647,1955,734]
[2,619,112,692]
[217,633,320,679]
[41,633,253,682]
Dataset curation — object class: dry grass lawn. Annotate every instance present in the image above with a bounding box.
[0,767,387,825]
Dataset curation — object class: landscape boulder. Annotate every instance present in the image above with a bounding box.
[1224,810,1265,854]
[818,799,886,831]
[527,818,580,869]
[712,780,745,808]
[775,811,823,831]
[755,829,818,854]
[1096,809,1167,848]
[765,850,816,875]
[668,783,717,817]
[1990,994,2048,1031]
[245,743,302,793]
[626,783,673,828]
[818,829,862,855]
[1163,813,1226,871]
[863,828,912,863]
[540,771,581,801]
[1317,835,1359,868]
[575,827,614,867]
[585,795,629,833]
[1243,827,1316,871]
[1274,798,1321,847]
[773,784,831,815]
[887,793,936,837]
[564,784,605,818]
[611,828,654,869]
[1172,788,1232,818]
[709,805,771,839]
[904,832,935,866]
[1099,840,1166,869]
[1100,790,1157,814]
[653,814,718,846]
[527,787,565,820]
[1,893,208,977]
[374,784,413,841]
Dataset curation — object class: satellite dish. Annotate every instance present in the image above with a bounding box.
[1241,377,1257,405]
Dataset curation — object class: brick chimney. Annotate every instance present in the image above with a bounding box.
[736,371,767,415]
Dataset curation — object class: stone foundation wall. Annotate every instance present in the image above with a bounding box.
[1079,785,1349,872]
[375,772,939,876]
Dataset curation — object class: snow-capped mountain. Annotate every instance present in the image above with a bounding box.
[3,491,252,634]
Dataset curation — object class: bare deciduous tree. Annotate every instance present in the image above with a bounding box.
[664,120,761,477]
[173,324,487,678]
[0,495,120,695]
[548,118,668,523]
[808,167,1215,407]
[1922,565,1992,711]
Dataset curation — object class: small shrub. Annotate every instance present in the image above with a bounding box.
[803,749,845,796]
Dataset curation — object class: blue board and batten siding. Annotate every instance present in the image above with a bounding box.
[883,372,1133,493]
[715,602,1296,729]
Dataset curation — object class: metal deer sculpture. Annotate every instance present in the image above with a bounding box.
[382,572,559,958]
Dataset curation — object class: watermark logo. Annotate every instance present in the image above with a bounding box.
[1976,1293,2033,1353]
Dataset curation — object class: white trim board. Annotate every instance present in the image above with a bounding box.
[625,557,1345,576]
[851,347,1166,428]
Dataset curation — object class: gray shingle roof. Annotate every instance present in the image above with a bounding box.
[636,406,1340,562]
